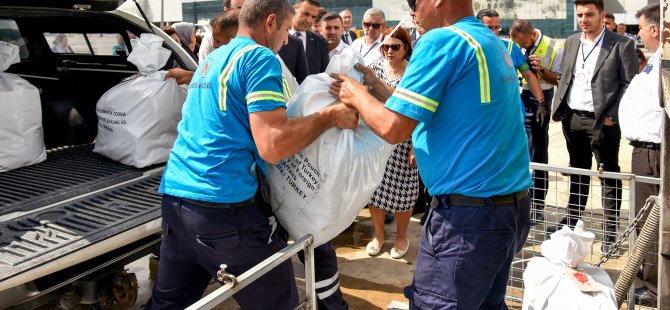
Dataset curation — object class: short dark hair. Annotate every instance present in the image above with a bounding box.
[295,0,321,7]
[211,10,240,31]
[223,0,231,9]
[510,19,535,36]
[574,0,604,12]
[605,13,614,20]
[476,9,499,20]
[320,12,342,24]
[316,7,327,23]
[161,26,177,37]
[636,4,660,27]
[240,0,294,28]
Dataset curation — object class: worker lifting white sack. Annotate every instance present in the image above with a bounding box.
[523,220,617,310]
[266,49,393,246]
[0,42,46,172]
[94,33,187,168]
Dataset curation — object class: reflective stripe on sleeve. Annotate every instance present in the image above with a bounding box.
[394,87,439,112]
[245,90,285,104]
[447,26,491,103]
[218,44,263,111]
[282,76,292,101]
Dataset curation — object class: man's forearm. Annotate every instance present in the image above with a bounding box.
[522,70,545,101]
[352,91,417,145]
[541,69,559,86]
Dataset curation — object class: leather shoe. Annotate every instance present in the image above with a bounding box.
[366,239,383,256]
[634,288,657,307]
[384,213,395,224]
[390,240,409,259]
[546,216,578,234]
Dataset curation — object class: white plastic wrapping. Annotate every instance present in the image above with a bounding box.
[0,41,46,172]
[522,221,617,310]
[93,33,187,168]
[267,49,393,246]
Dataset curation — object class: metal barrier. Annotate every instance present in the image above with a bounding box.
[505,163,661,310]
[186,234,317,310]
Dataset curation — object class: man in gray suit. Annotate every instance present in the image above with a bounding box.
[550,0,637,256]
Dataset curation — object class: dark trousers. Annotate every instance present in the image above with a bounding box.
[522,89,554,208]
[632,147,661,296]
[405,194,531,309]
[146,195,299,310]
[297,242,348,310]
[561,111,622,235]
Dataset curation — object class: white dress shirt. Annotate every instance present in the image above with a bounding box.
[350,35,383,66]
[328,40,351,59]
[567,27,607,112]
[289,29,307,52]
[618,49,662,143]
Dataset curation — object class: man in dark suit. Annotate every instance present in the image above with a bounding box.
[288,0,329,75]
[339,9,358,45]
[550,0,637,255]
[278,35,309,84]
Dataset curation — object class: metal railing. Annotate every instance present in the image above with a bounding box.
[505,163,661,310]
[186,234,317,310]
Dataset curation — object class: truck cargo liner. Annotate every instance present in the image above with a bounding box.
[0,173,163,282]
[0,144,145,216]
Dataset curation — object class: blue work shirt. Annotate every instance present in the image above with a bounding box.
[159,37,286,203]
[386,16,531,197]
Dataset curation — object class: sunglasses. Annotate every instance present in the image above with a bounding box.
[487,25,503,31]
[363,22,382,29]
[381,43,404,52]
[407,0,416,11]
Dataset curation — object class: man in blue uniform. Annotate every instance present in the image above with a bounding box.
[146,0,358,308]
[331,0,531,308]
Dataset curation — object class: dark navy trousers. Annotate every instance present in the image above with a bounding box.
[146,194,298,310]
[405,194,531,309]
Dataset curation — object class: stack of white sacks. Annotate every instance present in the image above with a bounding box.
[523,220,617,310]
[0,41,46,172]
[94,33,187,168]
[267,49,393,246]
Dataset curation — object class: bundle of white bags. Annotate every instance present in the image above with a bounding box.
[523,221,617,310]
[0,42,46,172]
[267,49,393,246]
[94,33,187,168]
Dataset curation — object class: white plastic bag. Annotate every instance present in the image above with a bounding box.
[266,49,393,246]
[94,33,187,168]
[522,221,617,310]
[0,42,46,172]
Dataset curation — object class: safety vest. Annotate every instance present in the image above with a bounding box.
[513,35,562,91]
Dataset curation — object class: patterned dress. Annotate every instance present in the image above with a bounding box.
[368,59,420,212]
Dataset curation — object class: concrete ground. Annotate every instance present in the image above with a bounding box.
[124,120,639,309]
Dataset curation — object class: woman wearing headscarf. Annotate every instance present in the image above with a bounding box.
[172,22,198,62]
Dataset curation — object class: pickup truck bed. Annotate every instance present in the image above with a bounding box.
[0,145,163,291]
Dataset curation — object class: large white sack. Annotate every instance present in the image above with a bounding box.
[523,221,617,310]
[522,257,617,310]
[0,41,46,172]
[94,33,187,168]
[267,49,393,246]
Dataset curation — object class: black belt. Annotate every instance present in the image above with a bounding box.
[437,191,528,207]
[630,140,661,150]
[571,109,595,118]
[182,197,255,209]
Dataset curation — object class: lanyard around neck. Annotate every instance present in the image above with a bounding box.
[580,33,604,69]
[360,41,379,58]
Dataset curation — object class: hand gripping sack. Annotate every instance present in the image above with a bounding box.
[522,221,617,310]
[93,33,187,168]
[0,42,46,172]
[266,49,393,246]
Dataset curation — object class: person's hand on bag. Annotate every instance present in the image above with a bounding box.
[329,74,370,109]
[327,102,359,129]
[408,147,416,167]
[165,68,194,85]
